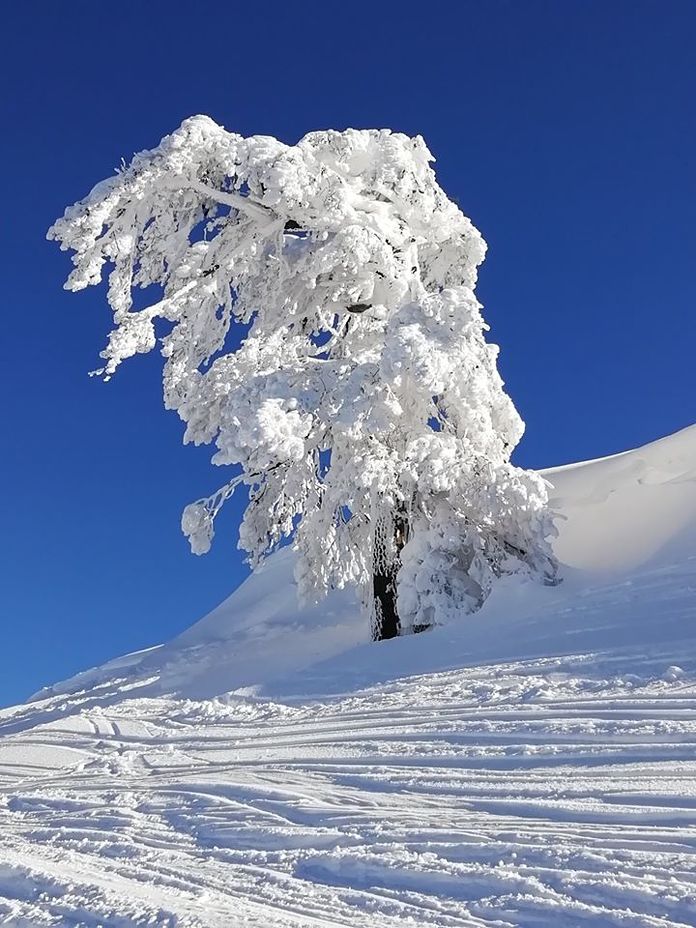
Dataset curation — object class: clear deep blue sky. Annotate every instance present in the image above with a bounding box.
[1,1,694,706]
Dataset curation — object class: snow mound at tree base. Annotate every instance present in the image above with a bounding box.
[32,423,696,703]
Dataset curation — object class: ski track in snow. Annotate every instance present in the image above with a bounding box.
[1,562,696,926]
[1,426,695,926]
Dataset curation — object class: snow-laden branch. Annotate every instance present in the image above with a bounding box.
[50,119,557,632]
[188,180,274,221]
[181,474,246,555]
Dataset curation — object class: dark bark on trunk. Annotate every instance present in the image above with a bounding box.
[372,507,408,641]
[372,568,400,640]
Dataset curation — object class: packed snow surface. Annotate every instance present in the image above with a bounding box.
[1,424,695,926]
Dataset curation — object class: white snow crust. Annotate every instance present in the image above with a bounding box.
[1,423,695,927]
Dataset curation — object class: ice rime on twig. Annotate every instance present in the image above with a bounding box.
[49,116,557,631]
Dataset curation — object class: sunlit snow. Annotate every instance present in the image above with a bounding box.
[0,424,695,926]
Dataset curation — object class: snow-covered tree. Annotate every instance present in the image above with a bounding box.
[49,117,557,639]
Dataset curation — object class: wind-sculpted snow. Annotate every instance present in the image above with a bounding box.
[546,423,696,571]
[1,425,696,926]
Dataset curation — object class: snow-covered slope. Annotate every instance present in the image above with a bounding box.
[1,425,695,927]
[34,423,696,704]
[546,423,696,571]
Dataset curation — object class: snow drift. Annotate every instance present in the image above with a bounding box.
[547,422,696,571]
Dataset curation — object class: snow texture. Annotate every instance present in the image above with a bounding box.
[48,118,556,633]
[1,424,695,926]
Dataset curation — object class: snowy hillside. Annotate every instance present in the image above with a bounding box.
[1,424,695,927]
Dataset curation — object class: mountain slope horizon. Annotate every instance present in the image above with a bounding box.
[31,422,696,705]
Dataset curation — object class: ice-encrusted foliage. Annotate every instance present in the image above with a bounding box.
[49,116,556,631]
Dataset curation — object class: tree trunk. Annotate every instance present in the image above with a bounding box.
[371,507,408,641]
[372,563,400,640]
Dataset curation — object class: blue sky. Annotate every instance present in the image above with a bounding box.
[1,0,694,706]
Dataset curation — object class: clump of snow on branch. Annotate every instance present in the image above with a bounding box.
[49,116,556,629]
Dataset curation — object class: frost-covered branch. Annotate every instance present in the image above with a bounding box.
[188,180,274,221]
[50,117,557,635]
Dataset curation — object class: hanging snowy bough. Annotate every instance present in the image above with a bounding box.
[49,117,557,640]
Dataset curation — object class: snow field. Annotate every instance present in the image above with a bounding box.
[0,424,695,926]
